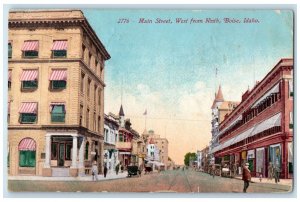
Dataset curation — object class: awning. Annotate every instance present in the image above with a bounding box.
[49,102,66,112]
[231,127,254,145]
[252,83,279,108]
[21,41,39,51]
[20,70,38,81]
[249,113,281,138]
[49,70,67,81]
[19,102,38,114]
[218,115,243,137]
[8,70,12,82]
[51,40,67,51]
[19,138,36,151]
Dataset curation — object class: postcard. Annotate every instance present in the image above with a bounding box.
[5,8,294,194]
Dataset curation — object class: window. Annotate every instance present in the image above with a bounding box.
[93,112,96,131]
[20,113,37,123]
[65,144,72,160]
[81,72,85,93]
[94,85,97,104]
[22,81,38,89]
[85,142,89,160]
[51,143,58,160]
[22,41,39,58]
[98,116,101,132]
[80,105,83,126]
[51,105,65,123]
[289,112,293,129]
[51,40,67,58]
[8,70,12,89]
[86,108,90,128]
[51,80,66,89]
[98,89,101,106]
[8,42,12,58]
[119,134,124,142]
[87,78,91,98]
[289,80,293,97]
[19,138,36,167]
[19,151,36,167]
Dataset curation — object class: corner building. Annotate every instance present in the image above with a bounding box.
[211,59,293,179]
[8,10,110,177]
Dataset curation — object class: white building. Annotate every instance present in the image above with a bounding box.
[104,113,119,173]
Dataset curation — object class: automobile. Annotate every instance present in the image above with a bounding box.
[127,165,141,177]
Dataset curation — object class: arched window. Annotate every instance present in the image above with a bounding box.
[85,142,89,160]
[18,138,36,167]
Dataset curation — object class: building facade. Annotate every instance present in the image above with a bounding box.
[104,113,119,173]
[8,10,110,177]
[210,59,293,179]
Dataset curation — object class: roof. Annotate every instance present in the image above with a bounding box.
[211,85,225,109]
[119,105,125,116]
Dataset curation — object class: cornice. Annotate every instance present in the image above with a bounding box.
[9,18,111,61]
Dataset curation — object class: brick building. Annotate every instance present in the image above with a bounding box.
[210,59,293,179]
[7,10,110,177]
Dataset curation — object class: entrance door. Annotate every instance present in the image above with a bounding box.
[58,143,65,167]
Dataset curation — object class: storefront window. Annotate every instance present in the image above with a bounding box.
[51,143,58,160]
[19,151,36,167]
[85,142,89,160]
[269,145,281,169]
[65,144,72,160]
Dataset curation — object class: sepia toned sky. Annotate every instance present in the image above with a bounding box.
[83,9,293,164]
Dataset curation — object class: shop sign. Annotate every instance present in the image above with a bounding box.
[241,151,247,160]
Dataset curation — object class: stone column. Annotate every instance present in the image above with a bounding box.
[71,135,78,168]
[42,134,52,177]
[44,134,51,168]
[78,137,86,176]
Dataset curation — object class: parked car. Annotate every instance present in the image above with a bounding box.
[127,165,141,177]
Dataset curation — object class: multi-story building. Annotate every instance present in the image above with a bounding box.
[210,59,293,179]
[7,10,110,177]
[154,136,169,170]
[209,86,239,164]
[104,113,119,173]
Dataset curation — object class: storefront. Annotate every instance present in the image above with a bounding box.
[256,147,266,177]
[247,150,255,174]
[288,142,293,178]
[269,144,281,169]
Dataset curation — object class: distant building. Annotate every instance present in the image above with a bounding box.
[7,10,110,177]
[209,85,239,164]
[104,114,119,173]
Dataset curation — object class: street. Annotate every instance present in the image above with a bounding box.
[8,169,292,193]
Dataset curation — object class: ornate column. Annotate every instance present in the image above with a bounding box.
[44,134,51,168]
[71,135,78,168]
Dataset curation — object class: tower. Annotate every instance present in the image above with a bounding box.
[119,104,125,127]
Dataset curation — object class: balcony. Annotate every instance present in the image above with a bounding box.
[116,142,132,150]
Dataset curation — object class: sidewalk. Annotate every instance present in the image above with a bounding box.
[234,176,293,186]
[8,172,128,182]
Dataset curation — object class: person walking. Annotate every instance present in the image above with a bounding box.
[211,164,216,178]
[242,163,251,193]
[91,161,98,181]
[104,165,108,178]
[115,164,120,175]
[268,162,274,180]
[274,160,281,183]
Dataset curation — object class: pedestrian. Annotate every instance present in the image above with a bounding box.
[104,165,108,178]
[121,164,124,173]
[268,162,274,180]
[274,160,281,184]
[212,164,216,178]
[91,161,98,181]
[115,164,120,175]
[242,163,251,193]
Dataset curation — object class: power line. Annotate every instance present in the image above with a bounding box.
[125,115,210,122]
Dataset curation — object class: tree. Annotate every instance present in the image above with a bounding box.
[184,152,197,166]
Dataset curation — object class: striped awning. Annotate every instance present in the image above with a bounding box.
[18,138,36,151]
[51,40,67,50]
[49,70,67,81]
[21,41,39,51]
[20,70,38,81]
[19,102,38,114]
[8,70,12,82]
[49,102,66,112]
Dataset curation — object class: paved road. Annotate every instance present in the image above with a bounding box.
[8,169,292,193]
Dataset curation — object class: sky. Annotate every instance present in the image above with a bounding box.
[83,9,293,164]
